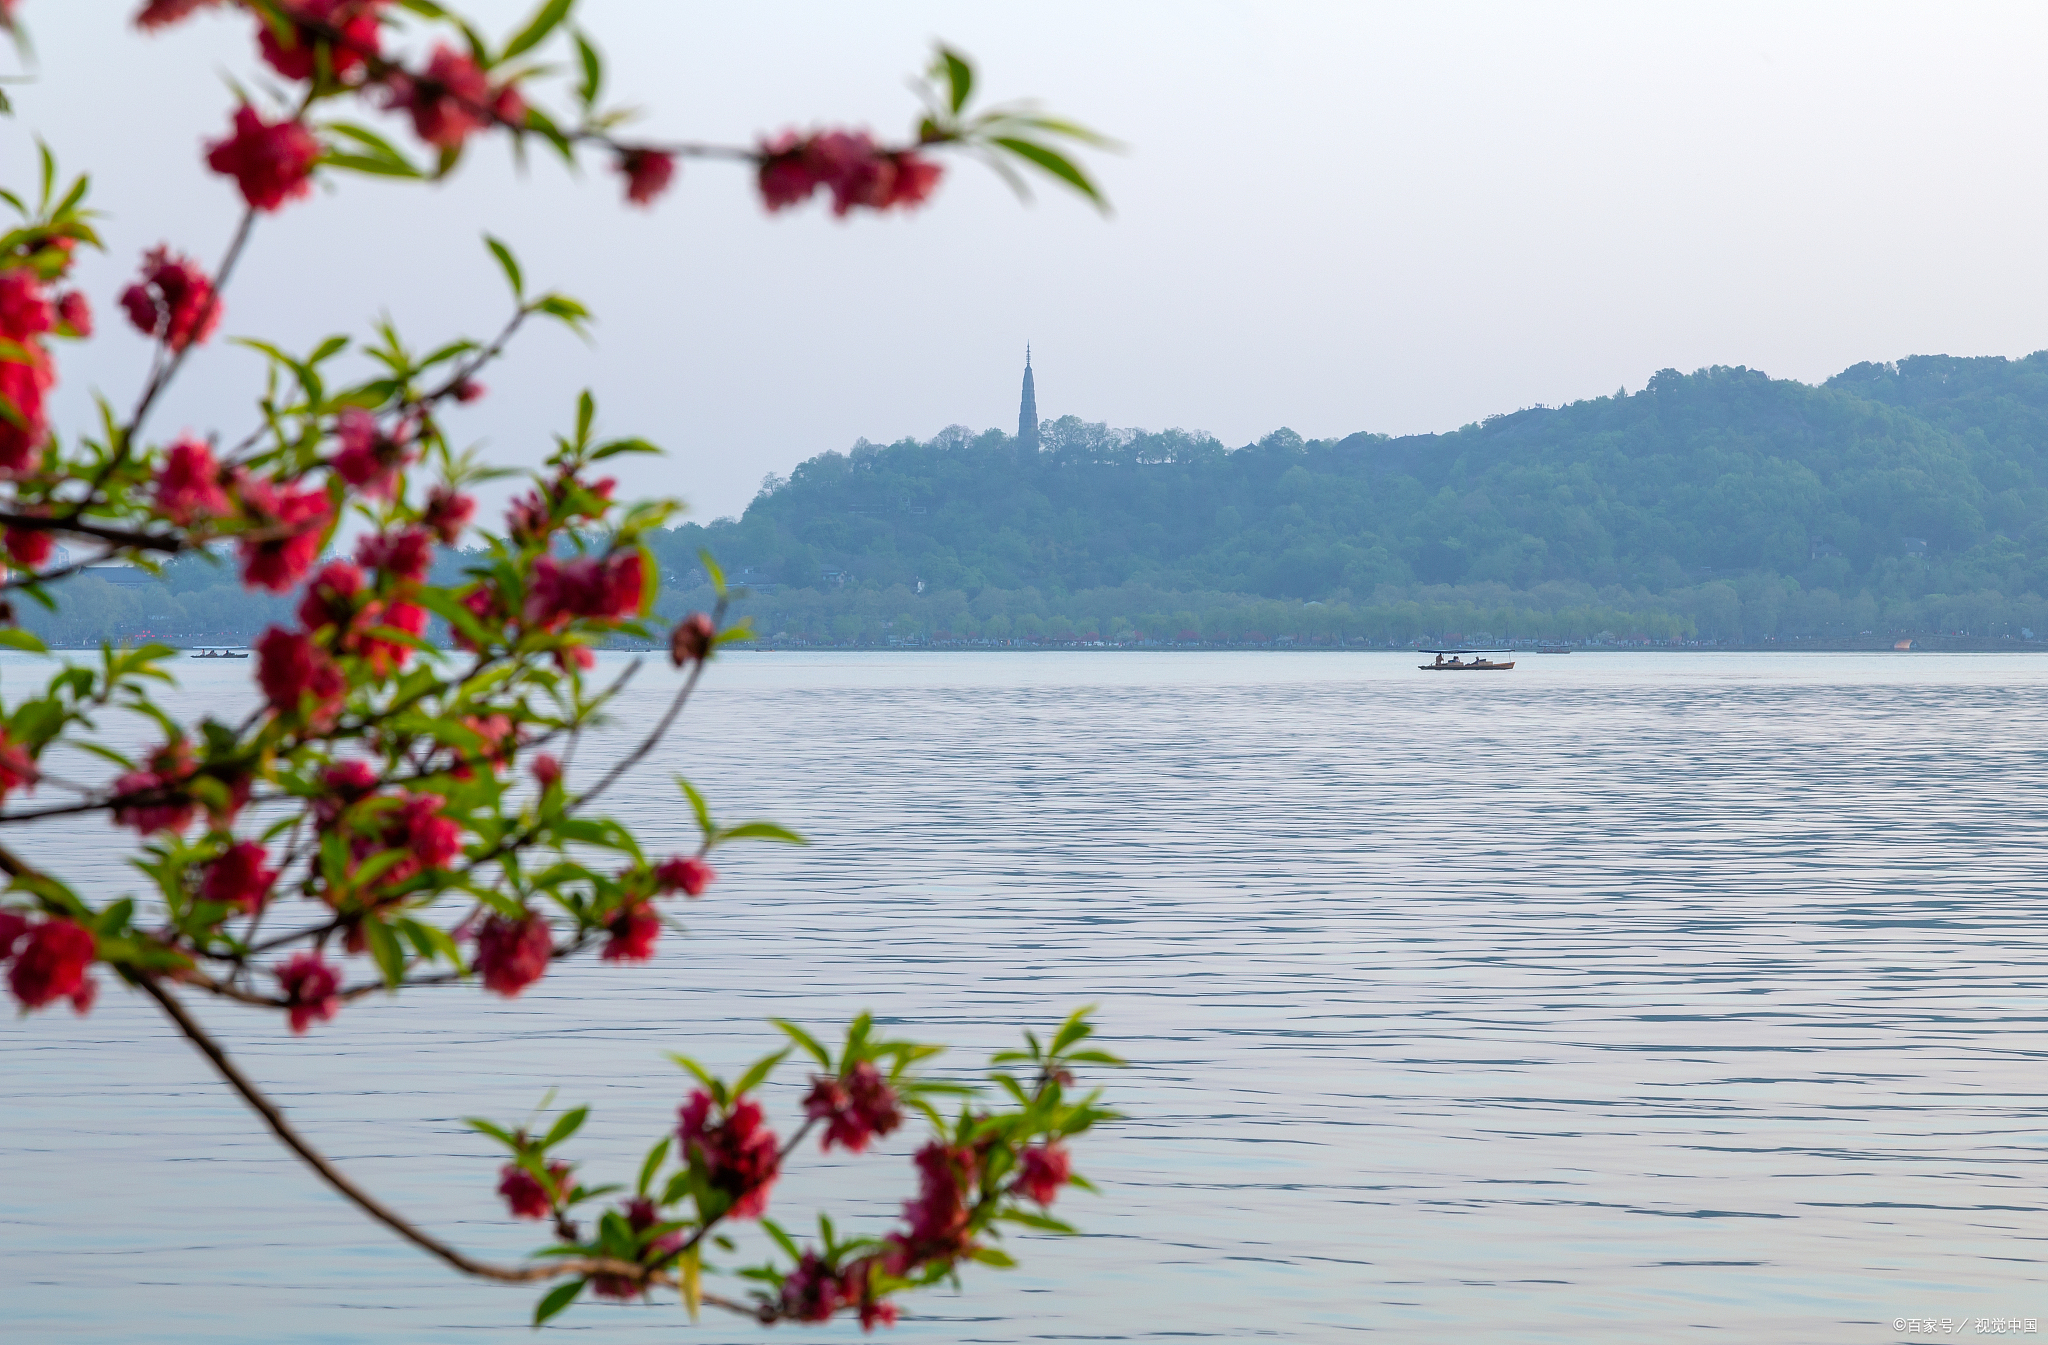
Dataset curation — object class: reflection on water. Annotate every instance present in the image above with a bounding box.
[3,651,2046,1342]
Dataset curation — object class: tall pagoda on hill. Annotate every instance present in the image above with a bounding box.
[1017,346,1040,455]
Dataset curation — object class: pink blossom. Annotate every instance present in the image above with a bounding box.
[0,267,53,342]
[653,854,715,898]
[1017,1142,1071,1205]
[0,729,36,803]
[497,1159,571,1219]
[669,611,716,665]
[236,477,330,592]
[205,106,321,212]
[602,906,660,962]
[385,44,492,149]
[202,841,278,914]
[153,436,231,524]
[256,625,345,723]
[778,1250,846,1322]
[884,1142,979,1276]
[677,1090,780,1219]
[112,741,197,836]
[524,551,645,628]
[473,908,552,997]
[120,247,221,351]
[528,753,561,792]
[329,406,411,498]
[4,525,51,570]
[53,291,91,337]
[423,486,475,545]
[7,917,95,1012]
[276,950,340,1032]
[135,0,222,29]
[353,526,432,582]
[0,343,53,475]
[617,148,676,206]
[803,1060,903,1154]
[257,0,382,82]
[296,559,364,633]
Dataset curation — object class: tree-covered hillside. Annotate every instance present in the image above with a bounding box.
[28,355,2048,650]
[641,355,2048,645]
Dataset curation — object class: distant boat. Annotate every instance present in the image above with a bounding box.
[1418,648,1515,671]
[190,648,249,659]
[1536,642,1573,654]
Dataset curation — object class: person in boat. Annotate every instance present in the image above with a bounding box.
[1449,655,1464,666]
[1434,654,1445,666]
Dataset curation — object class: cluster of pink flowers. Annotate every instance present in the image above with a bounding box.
[1017,1141,1071,1206]
[616,149,676,206]
[523,551,646,628]
[152,436,232,525]
[0,253,88,477]
[677,1090,781,1219]
[472,908,553,997]
[498,1158,572,1220]
[120,247,220,351]
[0,729,36,803]
[802,1060,904,1154]
[206,105,322,212]
[255,0,382,83]
[112,739,199,835]
[237,475,332,592]
[276,949,341,1032]
[883,1141,980,1277]
[758,130,943,216]
[387,43,524,150]
[330,407,415,499]
[202,841,279,913]
[0,911,96,1013]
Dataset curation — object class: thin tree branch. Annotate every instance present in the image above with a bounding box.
[136,972,763,1305]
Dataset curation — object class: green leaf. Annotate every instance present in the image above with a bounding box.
[572,29,602,106]
[1049,1006,1097,1055]
[770,1018,832,1070]
[674,776,714,841]
[323,152,424,180]
[541,1105,587,1151]
[939,46,974,114]
[0,628,47,652]
[996,1209,1077,1234]
[969,1246,1018,1268]
[533,1278,584,1325]
[759,1217,802,1262]
[574,389,595,447]
[989,137,1106,210]
[483,233,523,299]
[361,917,407,989]
[697,549,726,596]
[732,1049,787,1098]
[637,1136,671,1196]
[501,0,574,62]
[711,820,807,847]
[466,1117,519,1147]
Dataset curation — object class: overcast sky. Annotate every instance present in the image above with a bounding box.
[16,2,2048,519]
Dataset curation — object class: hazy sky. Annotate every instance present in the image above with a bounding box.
[17,2,2048,519]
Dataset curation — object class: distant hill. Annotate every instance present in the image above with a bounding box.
[648,354,2048,646]
[26,355,2048,650]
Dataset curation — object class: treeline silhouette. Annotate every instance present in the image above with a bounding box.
[25,353,2048,648]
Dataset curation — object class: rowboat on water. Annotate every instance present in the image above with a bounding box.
[1418,647,1515,671]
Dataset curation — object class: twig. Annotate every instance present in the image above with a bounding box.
[137,972,762,1309]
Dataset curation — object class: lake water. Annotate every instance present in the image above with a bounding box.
[3,650,2045,1342]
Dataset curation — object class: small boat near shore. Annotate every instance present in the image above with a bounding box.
[1418,648,1515,671]
[189,648,249,659]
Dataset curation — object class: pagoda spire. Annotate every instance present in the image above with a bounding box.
[1017,346,1040,455]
